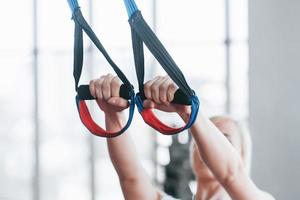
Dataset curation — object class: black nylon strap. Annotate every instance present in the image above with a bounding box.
[73,20,84,91]
[131,27,145,93]
[72,8,132,91]
[129,11,194,97]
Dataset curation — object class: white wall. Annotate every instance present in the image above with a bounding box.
[249,0,300,198]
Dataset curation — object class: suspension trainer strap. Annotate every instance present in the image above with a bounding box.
[68,1,135,138]
[131,27,145,93]
[123,1,200,135]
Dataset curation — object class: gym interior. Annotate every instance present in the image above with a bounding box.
[0,0,299,199]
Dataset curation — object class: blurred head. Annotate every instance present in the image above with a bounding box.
[190,116,252,181]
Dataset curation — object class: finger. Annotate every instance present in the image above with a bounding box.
[108,97,129,109]
[102,74,114,101]
[89,79,96,98]
[144,99,176,113]
[159,77,173,105]
[111,76,121,97]
[167,82,178,102]
[144,76,161,100]
[143,99,156,109]
[95,77,105,100]
[151,76,166,104]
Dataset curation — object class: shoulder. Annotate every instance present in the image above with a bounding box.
[258,190,276,200]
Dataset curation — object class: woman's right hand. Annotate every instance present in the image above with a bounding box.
[143,75,191,121]
[89,74,129,116]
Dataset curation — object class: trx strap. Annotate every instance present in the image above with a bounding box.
[123,0,200,135]
[68,0,135,138]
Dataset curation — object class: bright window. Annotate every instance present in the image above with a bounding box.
[0,0,248,199]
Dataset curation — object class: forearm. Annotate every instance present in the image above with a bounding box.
[106,113,159,200]
[183,112,263,199]
[189,113,244,184]
[105,113,148,181]
[91,75,159,199]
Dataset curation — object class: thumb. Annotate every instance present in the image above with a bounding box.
[107,97,129,108]
[143,99,156,109]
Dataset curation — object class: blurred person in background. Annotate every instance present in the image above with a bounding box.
[89,74,274,200]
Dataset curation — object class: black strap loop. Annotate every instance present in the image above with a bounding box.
[129,11,194,98]
[72,8,133,92]
[69,6,135,138]
[73,19,84,91]
[131,27,145,93]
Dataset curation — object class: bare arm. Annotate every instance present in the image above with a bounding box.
[189,114,262,200]
[143,76,273,200]
[90,74,159,200]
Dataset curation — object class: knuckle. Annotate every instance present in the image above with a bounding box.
[170,83,177,90]
[111,81,119,89]
[165,75,172,81]
[95,80,102,87]
[144,85,150,95]
[89,79,95,85]
[159,84,165,91]
[167,92,174,101]
[112,76,119,82]
[159,83,168,92]
[160,96,167,103]
[151,86,158,94]
[144,92,151,99]
[151,83,159,90]
[102,81,110,90]
[144,82,151,90]
[111,77,120,86]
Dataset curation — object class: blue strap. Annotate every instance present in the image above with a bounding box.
[67,0,79,12]
[185,96,200,129]
[123,0,139,17]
